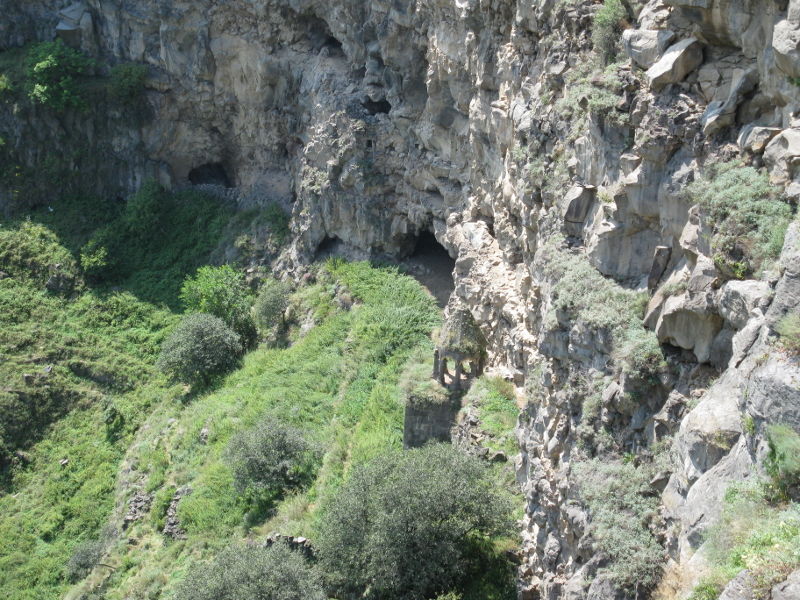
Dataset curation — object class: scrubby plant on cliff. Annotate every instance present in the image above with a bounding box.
[181,265,257,347]
[766,424,800,501]
[26,40,94,111]
[540,239,664,379]
[776,312,800,354]
[157,313,242,388]
[691,482,800,597]
[317,443,514,600]
[0,220,80,292]
[108,63,147,104]
[176,542,326,600]
[592,0,628,63]
[687,161,792,279]
[573,458,663,592]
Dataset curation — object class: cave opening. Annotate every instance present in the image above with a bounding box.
[314,235,342,260]
[405,230,455,308]
[188,162,232,187]
[362,97,392,115]
[306,16,344,56]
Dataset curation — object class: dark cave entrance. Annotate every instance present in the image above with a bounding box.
[188,162,232,187]
[362,98,392,115]
[404,230,455,308]
[314,235,343,260]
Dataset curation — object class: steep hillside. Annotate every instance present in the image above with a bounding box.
[2,0,800,599]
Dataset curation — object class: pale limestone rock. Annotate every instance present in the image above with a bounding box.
[737,125,781,154]
[773,19,800,79]
[764,128,800,184]
[717,280,772,330]
[647,38,704,91]
[772,570,800,600]
[718,570,755,600]
[622,29,675,69]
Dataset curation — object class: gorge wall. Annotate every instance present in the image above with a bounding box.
[4,0,800,598]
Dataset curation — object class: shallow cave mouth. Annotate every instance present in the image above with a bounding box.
[362,97,392,115]
[188,162,232,188]
[403,230,455,309]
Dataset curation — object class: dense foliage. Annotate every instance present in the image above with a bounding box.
[176,543,326,600]
[254,277,290,333]
[766,424,800,501]
[180,265,257,347]
[157,313,243,387]
[317,443,514,600]
[26,40,94,111]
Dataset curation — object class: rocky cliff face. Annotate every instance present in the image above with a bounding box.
[4,0,800,598]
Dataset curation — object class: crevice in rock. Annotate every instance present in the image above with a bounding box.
[361,97,392,115]
[188,162,232,187]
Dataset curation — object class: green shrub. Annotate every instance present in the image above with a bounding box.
[573,458,662,592]
[66,539,104,582]
[26,40,94,111]
[0,221,80,292]
[317,443,513,600]
[262,202,291,244]
[776,313,800,354]
[180,265,257,347]
[108,63,147,104]
[0,73,12,98]
[254,277,290,333]
[176,542,326,600]
[156,313,243,387]
[592,0,627,62]
[686,162,792,279]
[225,418,319,497]
[766,424,800,500]
[462,377,519,455]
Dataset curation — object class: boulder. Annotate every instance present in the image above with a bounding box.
[647,38,704,91]
[764,128,800,184]
[773,19,800,78]
[656,294,723,363]
[717,280,772,329]
[700,67,758,136]
[772,569,800,600]
[622,29,675,69]
[738,125,782,154]
[718,570,755,600]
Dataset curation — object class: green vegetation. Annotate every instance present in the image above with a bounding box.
[573,458,662,593]
[766,424,800,501]
[462,377,519,456]
[26,40,95,111]
[0,220,80,291]
[555,61,628,138]
[157,313,243,388]
[776,312,800,354]
[690,482,800,598]
[226,418,319,502]
[540,238,664,378]
[254,277,290,334]
[592,0,627,63]
[399,346,448,404]
[317,443,515,600]
[180,265,256,347]
[686,161,793,279]
[108,63,148,104]
[175,543,326,600]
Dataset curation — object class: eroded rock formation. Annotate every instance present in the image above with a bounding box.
[3,0,800,598]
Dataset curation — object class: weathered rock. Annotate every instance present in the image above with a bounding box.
[717,280,772,330]
[764,129,800,184]
[772,569,800,600]
[718,570,755,600]
[647,38,704,90]
[623,29,676,69]
[738,125,782,154]
[773,19,800,78]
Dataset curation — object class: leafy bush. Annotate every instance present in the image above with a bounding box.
[776,313,800,354]
[108,63,147,104]
[592,0,627,62]
[0,221,80,291]
[766,424,800,500]
[225,418,318,497]
[0,73,12,98]
[157,313,242,387]
[686,162,792,279]
[254,277,290,333]
[26,40,94,110]
[176,542,326,600]
[66,539,104,582]
[573,458,662,593]
[180,265,256,347]
[317,443,513,600]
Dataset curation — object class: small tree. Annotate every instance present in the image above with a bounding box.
[592,0,627,63]
[108,63,147,104]
[225,418,318,497]
[254,278,290,333]
[157,313,242,388]
[26,40,94,111]
[176,542,326,600]
[180,265,257,347]
[317,443,513,600]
